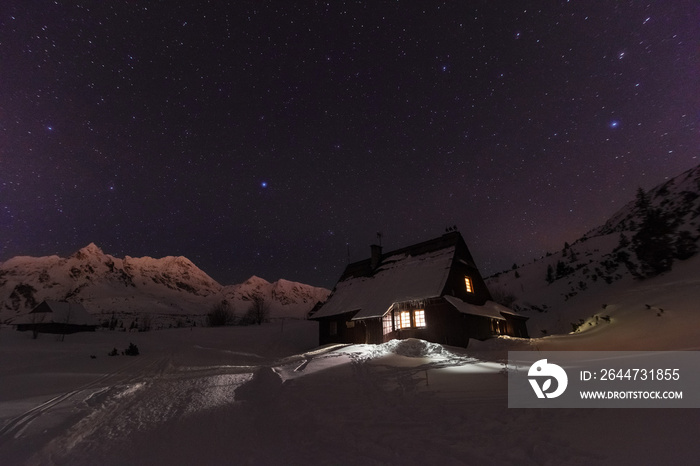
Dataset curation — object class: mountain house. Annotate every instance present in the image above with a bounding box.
[310,231,528,347]
[14,300,99,334]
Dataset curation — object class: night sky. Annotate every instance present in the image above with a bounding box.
[1,1,698,288]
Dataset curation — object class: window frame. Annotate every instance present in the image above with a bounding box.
[382,312,393,335]
[464,276,474,293]
[413,309,426,328]
[399,311,411,329]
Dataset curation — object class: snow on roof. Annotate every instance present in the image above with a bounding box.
[14,300,99,326]
[443,295,519,320]
[312,246,454,320]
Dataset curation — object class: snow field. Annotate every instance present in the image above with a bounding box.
[1,314,700,464]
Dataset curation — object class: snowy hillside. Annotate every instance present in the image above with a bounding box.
[486,163,700,336]
[0,245,330,326]
[586,164,700,238]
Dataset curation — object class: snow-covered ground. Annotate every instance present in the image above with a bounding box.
[2,308,700,465]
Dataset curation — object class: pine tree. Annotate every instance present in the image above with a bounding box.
[632,207,674,277]
[546,264,554,284]
[617,233,630,250]
[635,187,650,215]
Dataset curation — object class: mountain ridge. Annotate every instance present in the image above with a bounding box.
[0,246,330,327]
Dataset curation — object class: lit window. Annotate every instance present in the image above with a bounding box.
[399,311,411,329]
[414,310,426,327]
[383,313,393,335]
[465,276,473,293]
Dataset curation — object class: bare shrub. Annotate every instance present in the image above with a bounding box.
[242,295,269,325]
[207,300,235,327]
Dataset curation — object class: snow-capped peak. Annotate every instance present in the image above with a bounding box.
[73,243,105,259]
[243,275,271,286]
[0,247,330,325]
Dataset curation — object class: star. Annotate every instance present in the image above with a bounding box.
[0,1,696,291]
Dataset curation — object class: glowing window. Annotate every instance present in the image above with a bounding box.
[382,313,393,335]
[465,276,474,293]
[414,310,426,327]
[399,311,411,329]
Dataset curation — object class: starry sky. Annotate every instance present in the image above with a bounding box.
[1,1,698,288]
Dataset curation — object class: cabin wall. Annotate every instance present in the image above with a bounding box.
[504,316,529,338]
[443,242,493,305]
[318,302,527,347]
[379,300,470,347]
[373,300,520,347]
[365,318,383,344]
[461,314,496,341]
[317,311,365,345]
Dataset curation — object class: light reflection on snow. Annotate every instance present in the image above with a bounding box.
[183,373,253,415]
[436,361,504,374]
[276,338,507,383]
[114,382,145,399]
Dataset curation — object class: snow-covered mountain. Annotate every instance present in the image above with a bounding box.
[586,165,700,238]
[0,244,330,327]
[486,163,700,336]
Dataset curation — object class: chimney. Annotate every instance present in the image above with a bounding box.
[370,244,382,269]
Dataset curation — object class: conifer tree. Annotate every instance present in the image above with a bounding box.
[632,207,674,277]
[635,187,650,215]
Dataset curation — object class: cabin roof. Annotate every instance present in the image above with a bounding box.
[443,295,519,320]
[312,235,459,320]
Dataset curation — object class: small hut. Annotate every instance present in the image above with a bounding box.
[311,231,528,347]
[14,300,99,334]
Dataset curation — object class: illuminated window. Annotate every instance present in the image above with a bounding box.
[383,313,393,335]
[414,310,426,327]
[399,311,411,329]
[465,276,473,293]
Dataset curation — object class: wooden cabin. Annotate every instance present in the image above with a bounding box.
[14,300,99,334]
[310,232,528,347]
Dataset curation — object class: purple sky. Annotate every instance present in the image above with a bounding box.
[1,1,698,288]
